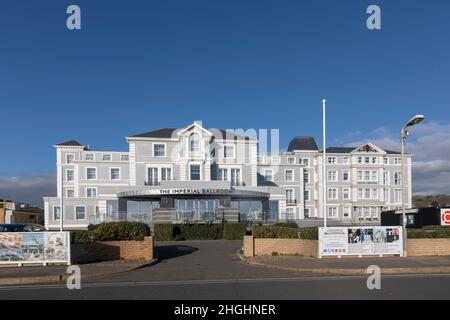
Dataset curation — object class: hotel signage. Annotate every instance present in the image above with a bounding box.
[159,188,234,195]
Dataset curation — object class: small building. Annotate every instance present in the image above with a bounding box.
[0,199,45,225]
[381,207,447,228]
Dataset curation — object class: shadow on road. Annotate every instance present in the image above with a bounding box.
[155,244,199,261]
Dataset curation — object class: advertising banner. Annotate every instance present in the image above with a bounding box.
[319,226,403,257]
[0,232,70,266]
[441,209,450,226]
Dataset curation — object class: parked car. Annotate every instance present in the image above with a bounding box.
[0,223,46,232]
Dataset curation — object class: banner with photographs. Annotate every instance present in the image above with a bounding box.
[0,232,70,265]
[319,226,403,257]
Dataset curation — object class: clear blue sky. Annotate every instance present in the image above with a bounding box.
[1,0,449,176]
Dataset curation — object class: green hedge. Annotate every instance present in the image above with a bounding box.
[408,227,450,239]
[223,223,247,240]
[153,224,175,241]
[252,226,299,239]
[71,222,151,244]
[252,226,318,240]
[273,222,298,228]
[153,223,247,241]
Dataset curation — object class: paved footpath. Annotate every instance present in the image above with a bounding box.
[0,259,153,286]
[245,255,450,275]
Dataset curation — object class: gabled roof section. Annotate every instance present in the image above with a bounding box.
[351,142,386,155]
[54,140,84,147]
[129,128,178,139]
[287,136,319,152]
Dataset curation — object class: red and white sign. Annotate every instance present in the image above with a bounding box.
[441,209,450,226]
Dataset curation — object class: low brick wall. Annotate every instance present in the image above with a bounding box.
[72,236,154,264]
[244,236,318,258]
[408,239,450,256]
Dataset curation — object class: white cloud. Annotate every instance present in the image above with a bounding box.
[338,121,450,195]
[0,173,56,207]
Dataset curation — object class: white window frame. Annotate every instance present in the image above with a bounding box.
[287,157,295,165]
[153,143,166,157]
[342,171,349,181]
[85,153,94,161]
[342,157,349,164]
[86,187,97,198]
[327,156,336,164]
[218,168,228,181]
[342,188,350,200]
[66,188,75,198]
[110,167,121,181]
[65,153,75,164]
[161,167,172,181]
[102,154,112,161]
[327,170,337,182]
[301,158,310,166]
[327,207,337,218]
[120,154,129,161]
[303,170,310,184]
[343,206,351,218]
[223,145,235,159]
[189,163,202,181]
[328,188,338,200]
[53,205,61,221]
[86,167,97,180]
[264,169,273,182]
[66,169,75,182]
[285,169,294,182]
[75,205,86,221]
[286,188,295,203]
[304,190,310,202]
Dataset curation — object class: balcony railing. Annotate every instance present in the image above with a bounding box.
[286,199,297,206]
[173,210,220,222]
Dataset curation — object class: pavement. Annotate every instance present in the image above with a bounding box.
[0,259,156,286]
[242,254,450,275]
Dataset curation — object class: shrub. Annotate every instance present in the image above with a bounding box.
[178,223,223,240]
[87,224,99,232]
[93,222,151,241]
[153,224,174,241]
[297,227,319,240]
[252,226,299,239]
[273,222,298,228]
[71,230,95,244]
[408,227,450,239]
[223,223,247,240]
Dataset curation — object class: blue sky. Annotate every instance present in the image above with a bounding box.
[1,0,450,205]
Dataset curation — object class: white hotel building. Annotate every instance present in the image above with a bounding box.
[43,121,412,230]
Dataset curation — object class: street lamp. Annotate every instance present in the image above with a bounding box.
[401,114,424,257]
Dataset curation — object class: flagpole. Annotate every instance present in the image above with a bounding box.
[322,99,327,228]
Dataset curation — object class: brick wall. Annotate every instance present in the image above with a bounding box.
[244,236,318,258]
[408,239,450,256]
[72,236,154,264]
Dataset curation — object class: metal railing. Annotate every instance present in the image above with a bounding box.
[173,210,220,222]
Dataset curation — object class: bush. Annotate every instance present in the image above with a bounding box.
[223,223,247,240]
[408,227,450,239]
[87,224,99,232]
[273,222,298,228]
[93,222,150,241]
[71,230,95,244]
[297,227,319,240]
[178,223,223,240]
[153,224,175,241]
[252,226,299,239]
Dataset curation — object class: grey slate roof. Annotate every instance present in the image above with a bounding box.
[55,140,84,147]
[287,136,319,151]
[322,146,402,154]
[129,128,252,140]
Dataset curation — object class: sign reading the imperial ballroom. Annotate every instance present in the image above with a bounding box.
[159,188,234,195]
[441,209,450,226]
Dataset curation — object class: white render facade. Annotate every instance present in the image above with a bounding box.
[43,121,412,230]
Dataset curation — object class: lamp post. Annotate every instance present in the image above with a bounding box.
[401,114,424,257]
[322,99,327,228]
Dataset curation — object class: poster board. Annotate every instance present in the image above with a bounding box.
[319,226,403,257]
[441,209,450,226]
[0,232,71,266]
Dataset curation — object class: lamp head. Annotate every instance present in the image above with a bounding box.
[406,114,425,127]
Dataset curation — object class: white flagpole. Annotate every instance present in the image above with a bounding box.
[322,99,327,228]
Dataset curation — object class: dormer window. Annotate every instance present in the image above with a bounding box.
[189,133,200,154]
